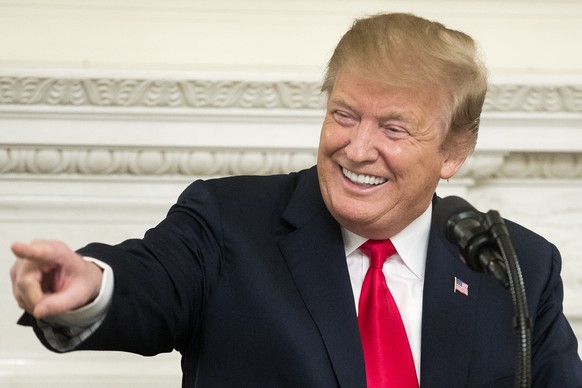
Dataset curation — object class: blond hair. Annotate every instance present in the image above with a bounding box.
[322,13,488,151]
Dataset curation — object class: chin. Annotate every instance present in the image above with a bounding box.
[333,208,378,230]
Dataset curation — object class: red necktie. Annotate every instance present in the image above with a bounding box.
[358,239,418,388]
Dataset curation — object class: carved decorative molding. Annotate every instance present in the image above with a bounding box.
[484,84,582,112]
[2,74,582,179]
[458,152,582,179]
[2,146,582,180]
[0,76,326,110]
[0,147,318,177]
[1,75,582,113]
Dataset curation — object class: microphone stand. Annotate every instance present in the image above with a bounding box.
[485,211,532,388]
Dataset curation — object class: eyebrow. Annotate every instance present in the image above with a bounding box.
[329,99,359,114]
[329,97,416,125]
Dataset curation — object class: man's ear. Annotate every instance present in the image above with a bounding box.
[440,153,468,180]
[440,139,473,180]
[440,128,475,180]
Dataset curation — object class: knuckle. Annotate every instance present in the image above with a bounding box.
[15,274,40,295]
[9,263,18,280]
[15,297,29,311]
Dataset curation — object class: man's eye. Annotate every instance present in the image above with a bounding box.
[383,126,409,138]
[333,111,356,125]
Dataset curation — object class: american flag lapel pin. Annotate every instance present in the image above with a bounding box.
[453,277,469,296]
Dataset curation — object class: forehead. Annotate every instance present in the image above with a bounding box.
[329,69,451,125]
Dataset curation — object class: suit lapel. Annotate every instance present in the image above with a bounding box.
[419,222,481,387]
[277,171,481,387]
[277,167,366,388]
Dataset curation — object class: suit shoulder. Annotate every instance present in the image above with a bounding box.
[203,167,314,197]
[504,218,555,254]
[175,167,317,211]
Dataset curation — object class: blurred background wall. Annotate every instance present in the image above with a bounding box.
[1,1,581,386]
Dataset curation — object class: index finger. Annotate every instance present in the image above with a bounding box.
[11,240,62,266]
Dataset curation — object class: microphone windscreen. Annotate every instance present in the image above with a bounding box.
[434,195,477,236]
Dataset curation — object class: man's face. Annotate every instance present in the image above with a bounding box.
[317,69,467,239]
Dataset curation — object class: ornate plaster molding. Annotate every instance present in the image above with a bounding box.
[484,83,582,113]
[0,76,326,110]
[0,147,318,177]
[1,75,582,113]
[2,146,582,180]
[458,152,582,180]
[2,73,581,179]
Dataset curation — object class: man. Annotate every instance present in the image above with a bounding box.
[10,13,582,387]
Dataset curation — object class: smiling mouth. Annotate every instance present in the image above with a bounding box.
[342,167,387,186]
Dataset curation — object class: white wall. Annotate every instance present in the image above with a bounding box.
[1,1,582,387]
[1,0,582,75]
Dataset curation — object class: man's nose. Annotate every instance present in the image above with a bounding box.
[344,122,378,162]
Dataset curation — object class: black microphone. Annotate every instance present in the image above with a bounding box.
[435,196,509,288]
[436,196,532,386]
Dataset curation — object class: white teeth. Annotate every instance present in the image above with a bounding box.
[342,167,387,186]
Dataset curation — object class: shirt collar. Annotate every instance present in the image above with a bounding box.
[341,202,432,281]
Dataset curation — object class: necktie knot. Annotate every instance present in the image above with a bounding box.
[359,239,397,269]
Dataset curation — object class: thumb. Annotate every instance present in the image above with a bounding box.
[32,301,52,319]
[33,286,89,319]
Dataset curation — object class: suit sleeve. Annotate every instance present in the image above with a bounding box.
[530,243,582,386]
[23,180,224,356]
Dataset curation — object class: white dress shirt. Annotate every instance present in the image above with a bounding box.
[343,203,431,381]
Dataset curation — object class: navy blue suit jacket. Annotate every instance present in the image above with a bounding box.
[27,166,582,387]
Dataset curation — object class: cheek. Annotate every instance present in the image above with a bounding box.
[318,126,332,153]
[317,134,334,168]
[387,147,442,182]
[413,158,446,191]
[378,145,407,173]
[320,121,350,151]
